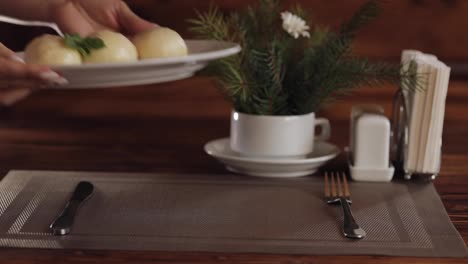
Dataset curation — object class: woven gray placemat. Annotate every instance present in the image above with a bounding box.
[0,170,465,257]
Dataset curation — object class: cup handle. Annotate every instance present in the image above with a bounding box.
[315,118,331,141]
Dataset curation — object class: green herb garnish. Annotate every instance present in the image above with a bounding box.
[64,34,105,56]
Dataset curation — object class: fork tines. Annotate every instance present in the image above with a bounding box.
[325,171,350,202]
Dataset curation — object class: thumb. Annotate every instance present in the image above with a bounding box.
[117,2,157,35]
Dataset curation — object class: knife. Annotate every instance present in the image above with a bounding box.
[50,181,94,236]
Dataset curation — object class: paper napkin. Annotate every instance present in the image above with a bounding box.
[402,50,451,173]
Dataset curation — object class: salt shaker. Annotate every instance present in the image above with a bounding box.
[349,105,395,182]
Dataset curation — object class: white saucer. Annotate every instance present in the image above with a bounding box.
[204,138,340,178]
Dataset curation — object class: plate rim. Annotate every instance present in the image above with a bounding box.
[204,138,340,165]
[52,72,195,89]
[17,39,241,70]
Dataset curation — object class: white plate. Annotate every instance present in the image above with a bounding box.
[17,40,241,89]
[204,138,340,178]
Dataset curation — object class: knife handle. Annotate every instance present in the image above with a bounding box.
[50,200,81,236]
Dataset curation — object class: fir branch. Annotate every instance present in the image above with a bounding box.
[340,1,381,38]
[188,4,250,108]
[209,56,250,106]
[257,0,282,34]
[245,39,290,114]
[317,0,380,67]
[401,60,425,92]
[300,58,417,113]
[311,0,380,68]
[292,0,382,113]
[241,0,282,50]
[189,0,416,116]
[187,5,230,41]
[309,26,330,48]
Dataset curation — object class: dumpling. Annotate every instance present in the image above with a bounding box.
[24,34,82,65]
[84,30,138,64]
[132,27,188,59]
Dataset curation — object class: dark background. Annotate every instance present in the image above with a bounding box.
[1,0,467,63]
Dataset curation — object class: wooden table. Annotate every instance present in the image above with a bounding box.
[0,77,466,263]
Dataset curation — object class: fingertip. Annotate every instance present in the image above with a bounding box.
[131,20,158,35]
[38,71,68,86]
[24,64,53,79]
[9,54,25,63]
[119,1,157,34]
[20,63,68,86]
[0,88,32,107]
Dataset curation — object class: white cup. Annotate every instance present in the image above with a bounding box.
[230,111,331,158]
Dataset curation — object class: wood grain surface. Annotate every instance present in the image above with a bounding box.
[127,0,468,62]
[0,76,465,263]
[2,0,467,63]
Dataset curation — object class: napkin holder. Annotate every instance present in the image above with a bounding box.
[391,89,440,180]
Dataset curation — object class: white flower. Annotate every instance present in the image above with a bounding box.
[281,11,310,39]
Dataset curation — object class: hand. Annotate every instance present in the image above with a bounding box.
[0,42,67,106]
[50,0,156,36]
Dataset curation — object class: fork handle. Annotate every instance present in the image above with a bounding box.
[339,198,366,239]
[0,15,64,37]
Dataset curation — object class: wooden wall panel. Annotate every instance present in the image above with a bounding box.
[126,0,468,62]
[0,0,466,63]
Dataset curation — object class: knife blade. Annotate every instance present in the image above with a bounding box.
[50,181,94,236]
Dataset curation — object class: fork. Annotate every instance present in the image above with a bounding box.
[325,171,366,239]
[0,15,64,37]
